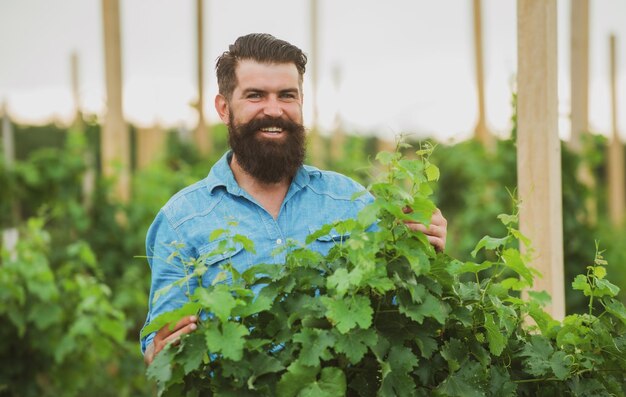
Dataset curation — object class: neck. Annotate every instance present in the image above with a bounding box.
[229,154,291,219]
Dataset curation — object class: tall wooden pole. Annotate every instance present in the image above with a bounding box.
[569,0,589,151]
[194,0,211,155]
[517,0,565,320]
[101,0,130,203]
[570,0,596,225]
[70,51,83,127]
[608,34,625,227]
[309,0,324,167]
[1,102,19,254]
[472,0,493,150]
[330,64,345,163]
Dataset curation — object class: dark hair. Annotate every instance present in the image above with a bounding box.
[216,33,307,100]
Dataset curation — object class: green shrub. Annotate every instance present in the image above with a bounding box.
[144,146,626,396]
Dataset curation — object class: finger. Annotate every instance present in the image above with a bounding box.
[405,222,428,234]
[156,315,198,340]
[161,323,198,346]
[427,235,446,252]
[405,222,443,238]
[154,322,198,357]
[430,208,447,227]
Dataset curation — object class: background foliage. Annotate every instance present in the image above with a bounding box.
[1,114,625,395]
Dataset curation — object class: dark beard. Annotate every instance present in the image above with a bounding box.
[228,114,306,184]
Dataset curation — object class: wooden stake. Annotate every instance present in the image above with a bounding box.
[101,0,130,203]
[570,0,597,225]
[70,51,83,128]
[136,123,167,169]
[330,64,345,162]
[569,0,589,152]
[608,34,625,227]
[308,0,324,167]
[472,0,494,150]
[194,0,211,156]
[517,0,565,320]
[2,102,19,254]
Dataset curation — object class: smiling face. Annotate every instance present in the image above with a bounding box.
[215,59,307,184]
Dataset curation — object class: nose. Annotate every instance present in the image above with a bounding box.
[263,97,284,118]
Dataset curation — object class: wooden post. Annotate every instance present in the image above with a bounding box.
[308,0,324,167]
[330,64,345,162]
[608,34,625,227]
[194,0,211,156]
[2,102,19,254]
[517,0,565,320]
[472,0,493,150]
[101,0,130,203]
[136,123,167,169]
[569,0,596,225]
[70,51,84,128]
[569,0,589,152]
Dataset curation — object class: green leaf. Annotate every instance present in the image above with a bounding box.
[147,343,175,384]
[293,328,336,366]
[321,295,373,334]
[447,260,493,275]
[519,335,553,377]
[440,338,466,372]
[395,239,431,276]
[425,163,440,181]
[572,274,590,295]
[549,351,571,380]
[489,365,517,397]
[484,313,506,356]
[298,367,346,397]
[141,302,202,338]
[604,298,626,326]
[204,321,249,361]
[232,234,256,254]
[414,329,438,359]
[334,328,377,364]
[497,213,518,226]
[276,362,319,397]
[209,229,227,241]
[376,151,396,165]
[527,290,551,307]
[501,248,533,284]
[398,291,448,325]
[593,278,620,298]
[193,284,239,322]
[471,235,509,258]
[357,202,381,227]
[178,332,207,375]
[247,353,285,389]
[433,361,485,397]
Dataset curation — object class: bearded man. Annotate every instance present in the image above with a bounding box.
[141,33,447,365]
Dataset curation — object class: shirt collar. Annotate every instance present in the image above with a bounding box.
[204,150,322,196]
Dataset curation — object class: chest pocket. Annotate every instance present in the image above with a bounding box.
[197,238,247,286]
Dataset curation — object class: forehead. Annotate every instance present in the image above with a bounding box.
[234,59,301,92]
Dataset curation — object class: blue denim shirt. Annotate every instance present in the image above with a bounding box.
[140,151,374,353]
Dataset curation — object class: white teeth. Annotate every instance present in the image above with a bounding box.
[261,127,283,132]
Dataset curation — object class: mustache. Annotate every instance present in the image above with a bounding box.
[239,117,302,136]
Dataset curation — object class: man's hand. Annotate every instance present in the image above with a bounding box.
[403,207,447,252]
[144,315,198,365]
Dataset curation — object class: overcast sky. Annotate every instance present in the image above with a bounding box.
[1,0,626,142]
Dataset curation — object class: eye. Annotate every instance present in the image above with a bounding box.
[246,92,262,100]
[280,92,298,100]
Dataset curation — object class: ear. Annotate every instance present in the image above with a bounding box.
[215,94,230,124]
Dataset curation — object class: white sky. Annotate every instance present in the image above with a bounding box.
[1,0,626,142]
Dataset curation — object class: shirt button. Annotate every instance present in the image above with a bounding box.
[276,238,282,245]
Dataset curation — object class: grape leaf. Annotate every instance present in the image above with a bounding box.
[204,321,249,361]
[321,295,373,334]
